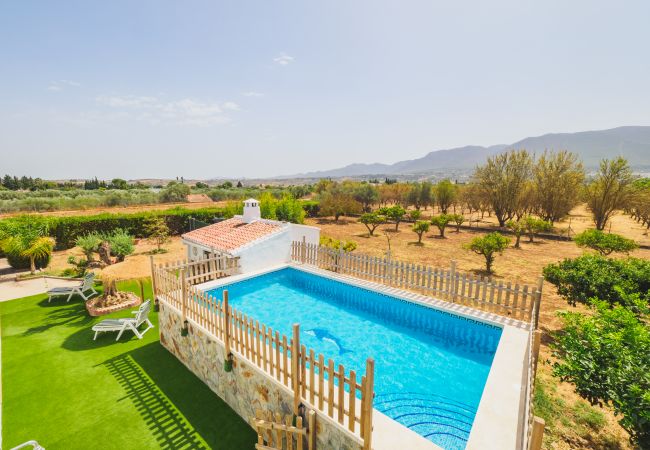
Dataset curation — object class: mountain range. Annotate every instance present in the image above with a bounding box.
[283,126,650,179]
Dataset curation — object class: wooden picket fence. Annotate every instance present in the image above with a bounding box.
[254,409,316,450]
[151,259,375,449]
[291,239,546,449]
[291,240,543,325]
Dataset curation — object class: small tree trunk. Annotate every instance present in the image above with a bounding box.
[485,254,494,273]
[515,234,521,248]
[30,256,36,274]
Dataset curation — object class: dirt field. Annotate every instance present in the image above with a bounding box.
[309,217,647,449]
[421,203,650,246]
[49,236,187,280]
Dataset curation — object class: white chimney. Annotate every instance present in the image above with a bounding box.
[243,198,261,223]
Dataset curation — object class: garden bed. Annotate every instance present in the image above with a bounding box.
[86,292,141,316]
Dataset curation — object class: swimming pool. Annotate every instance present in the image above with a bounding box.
[205,267,502,450]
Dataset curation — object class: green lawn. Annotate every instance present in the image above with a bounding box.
[1,280,256,450]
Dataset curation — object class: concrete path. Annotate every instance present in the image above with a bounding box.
[0,277,80,302]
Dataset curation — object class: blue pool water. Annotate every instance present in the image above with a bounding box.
[205,268,502,450]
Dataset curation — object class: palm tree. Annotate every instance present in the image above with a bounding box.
[1,235,55,274]
[0,217,56,274]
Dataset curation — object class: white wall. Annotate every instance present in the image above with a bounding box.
[289,224,320,246]
[183,222,320,272]
[236,230,293,273]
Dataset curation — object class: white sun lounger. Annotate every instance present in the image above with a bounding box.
[47,273,97,302]
[92,300,154,341]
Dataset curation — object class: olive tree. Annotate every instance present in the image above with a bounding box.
[412,221,430,244]
[430,214,453,238]
[585,157,634,230]
[473,150,533,226]
[380,205,406,231]
[465,232,510,274]
[506,219,526,248]
[353,184,379,212]
[574,229,638,256]
[523,216,552,242]
[435,179,457,213]
[534,150,585,223]
[359,212,385,236]
[318,183,362,222]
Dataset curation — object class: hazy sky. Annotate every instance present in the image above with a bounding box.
[1,1,649,180]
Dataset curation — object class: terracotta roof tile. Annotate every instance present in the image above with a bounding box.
[181,217,283,252]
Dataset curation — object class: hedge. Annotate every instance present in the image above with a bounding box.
[46,207,230,250]
[1,201,321,251]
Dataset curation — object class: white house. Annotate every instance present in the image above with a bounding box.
[181,198,320,273]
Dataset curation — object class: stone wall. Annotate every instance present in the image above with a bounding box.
[158,301,363,450]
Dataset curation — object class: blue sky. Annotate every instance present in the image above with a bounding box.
[1,0,649,179]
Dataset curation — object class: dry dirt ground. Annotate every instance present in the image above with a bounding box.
[420,203,650,246]
[49,236,188,280]
[309,217,648,450]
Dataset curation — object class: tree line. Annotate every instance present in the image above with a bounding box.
[312,152,645,233]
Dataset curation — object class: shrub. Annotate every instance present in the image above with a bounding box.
[33,207,228,249]
[75,233,102,261]
[381,205,406,231]
[451,213,465,232]
[409,210,421,221]
[506,219,526,248]
[552,298,649,445]
[275,195,306,224]
[412,221,430,243]
[160,182,190,203]
[320,236,357,252]
[574,229,638,256]
[66,255,88,277]
[105,229,135,262]
[464,232,510,274]
[430,214,453,238]
[301,200,320,218]
[523,216,552,242]
[359,212,385,236]
[144,217,171,252]
[543,254,650,307]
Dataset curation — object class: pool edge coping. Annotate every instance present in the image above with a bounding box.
[196,263,530,450]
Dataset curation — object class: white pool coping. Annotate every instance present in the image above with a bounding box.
[196,263,531,450]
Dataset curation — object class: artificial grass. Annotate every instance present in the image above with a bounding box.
[1,281,256,449]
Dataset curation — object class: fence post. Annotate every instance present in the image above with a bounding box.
[149,255,158,310]
[533,276,544,329]
[362,358,375,450]
[449,260,457,302]
[209,249,217,280]
[223,290,233,371]
[180,267,189,336]
[529,416,545,450]
[532,329,541,380]
[291,323,302,415]
[301,236,306,264]
[308,409,316,450]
